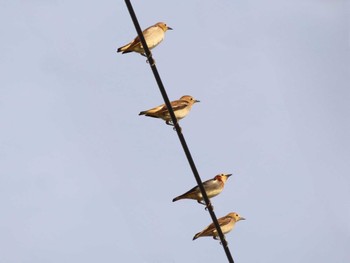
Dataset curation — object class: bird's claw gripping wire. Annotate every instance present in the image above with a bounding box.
[216,236,228,246]
[166,120,173,126]
[146,59,156,66]
[173,123,182,133]
[198,200,214,211]
[166,121,182,133]
[205,202,214,211]
[142,52,155,66]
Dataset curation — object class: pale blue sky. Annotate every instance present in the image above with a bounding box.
[1,1,349,262]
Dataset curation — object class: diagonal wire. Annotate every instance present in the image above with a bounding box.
[123,1,234,262]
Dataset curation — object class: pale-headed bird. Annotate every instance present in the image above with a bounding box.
[172,174,232,205]
[193,212,245,240]
[139,95,199,126]
[117,22,172,56]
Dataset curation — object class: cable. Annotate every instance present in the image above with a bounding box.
[123,1,235,262]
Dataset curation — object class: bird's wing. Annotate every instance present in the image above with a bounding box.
[200,216,232,235]
[144,104,165,114]
[168,100,189,111]
[198,222,216,236]
[178,184,200,196]
[217,216,233,227]
[127,26,158,50]
[144,100,188,116]
[125,35,141,50]
[178,178,215,197]
[175,178,214,200]
[202,178,217,187]
[148,101,185,115]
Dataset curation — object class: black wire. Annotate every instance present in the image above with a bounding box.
[123,1,235,262]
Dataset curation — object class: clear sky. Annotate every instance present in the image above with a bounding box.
[1,1,349,262]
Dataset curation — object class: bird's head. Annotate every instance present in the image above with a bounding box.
[156,22,173,32]
[215,173,232,183]
[180,95,200,105]
[228,212,246,222]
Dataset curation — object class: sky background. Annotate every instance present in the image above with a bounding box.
[1,0,349,262]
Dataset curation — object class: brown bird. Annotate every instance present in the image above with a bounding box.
[193,212,245,240]
[117,22,172,56]
[139,95,199,126]
[172,174,232,205]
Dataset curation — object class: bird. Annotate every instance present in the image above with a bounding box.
[172,174,232,205]
[139,95,199,126]
[193,212,245,240]
[117,22,172,56]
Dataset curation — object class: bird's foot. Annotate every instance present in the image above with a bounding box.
[204,202,214,211]
[144,52,155,66]
[166,121,182,133]
[166,121,174,126]
[146,59,156,66]
[173,123,182,133]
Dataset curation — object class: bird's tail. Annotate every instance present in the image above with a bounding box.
[193,232,202,240]
[139,112,159,119]
[172,194,186,202]
[117,44,132,54]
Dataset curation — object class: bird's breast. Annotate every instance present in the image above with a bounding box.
[220,220,235,234]
[174,108,190,119]
[206,187,223,198]
[144,28,165,49]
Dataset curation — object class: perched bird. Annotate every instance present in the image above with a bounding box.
[193,212,245,240]
[172,174,232,205]
[117,22,172,56]
[139,95,199,125]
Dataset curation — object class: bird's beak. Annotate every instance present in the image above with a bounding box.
[195,100,200,103]
[167,26,173,30]
[226,174,232,178]
[239,217,246,221]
